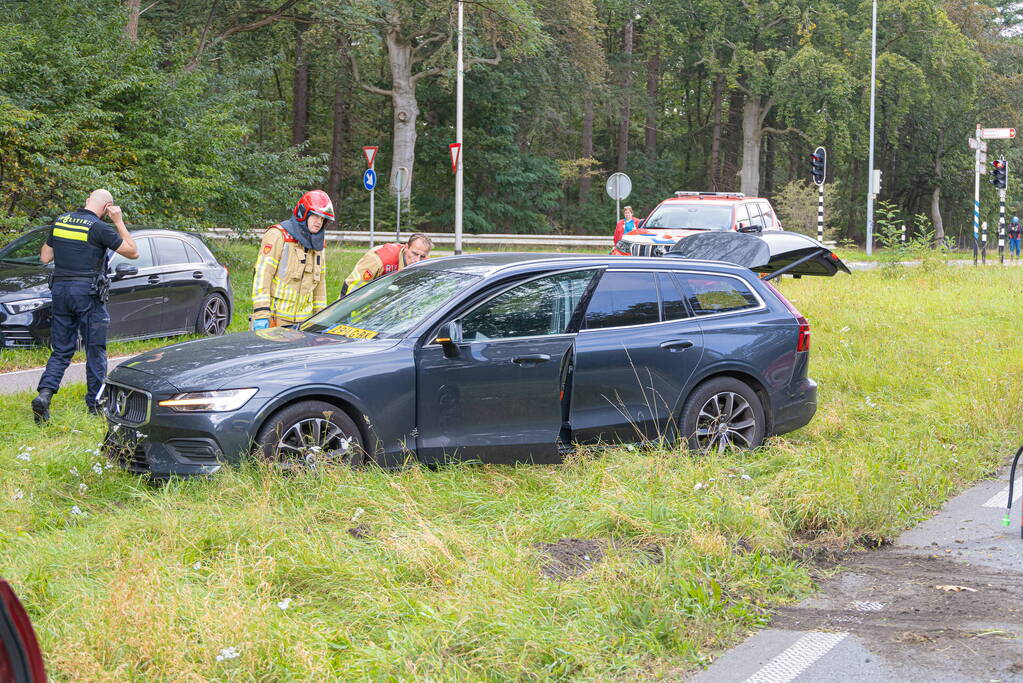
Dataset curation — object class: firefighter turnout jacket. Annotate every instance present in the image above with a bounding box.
[251,224,326,327]
[342,242,409,295]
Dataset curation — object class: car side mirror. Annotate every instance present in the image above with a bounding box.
[112,262,138,281]
[738,224,764,234]
[432,321,461,357]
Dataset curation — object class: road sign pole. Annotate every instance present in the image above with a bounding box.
[1000,189,1006,264]
[369,188,375,249]
[982,220,988,264]
[817,183,825,242]
[454,0,464,255]
[865,0,878,256]
[974,127,981,257]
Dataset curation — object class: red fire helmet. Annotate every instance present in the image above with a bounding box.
[294,190,335,222]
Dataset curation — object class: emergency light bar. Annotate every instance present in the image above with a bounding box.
[673,191,746,198]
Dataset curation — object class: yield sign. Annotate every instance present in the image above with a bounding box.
[449,143,462,174]
[362,146,378,168]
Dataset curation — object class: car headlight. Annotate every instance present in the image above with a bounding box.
[4,298,48,315]
[158,388,258,412]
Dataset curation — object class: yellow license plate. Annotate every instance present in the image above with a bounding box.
[323,324,379,339]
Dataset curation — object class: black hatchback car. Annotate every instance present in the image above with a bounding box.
[101,248,844,478]
[0,227,233,348]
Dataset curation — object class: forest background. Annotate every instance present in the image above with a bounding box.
[1,0,1022,245]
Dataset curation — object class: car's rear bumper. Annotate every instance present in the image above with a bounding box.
[770,377,817,436]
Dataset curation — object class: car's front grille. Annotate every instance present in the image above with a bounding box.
[103,382,151,426]
[103,428,149,473]
[623,243,669,257]
[0,327,36,348]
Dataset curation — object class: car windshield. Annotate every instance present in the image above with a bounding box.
[642,204,733,231]
[0,229,47,264]
[300,268,478,340]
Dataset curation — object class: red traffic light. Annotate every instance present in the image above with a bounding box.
[993,160,1006,169]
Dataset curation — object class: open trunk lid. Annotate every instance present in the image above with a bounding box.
[665,230,850,280]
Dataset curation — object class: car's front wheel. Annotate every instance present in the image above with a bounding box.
[255,400,365,468]
[679,377,766,453]
[196,293,230,336]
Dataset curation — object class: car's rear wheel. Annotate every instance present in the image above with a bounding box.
[196,293,230,336]
[255,400,365,469]
[680,377,766,453]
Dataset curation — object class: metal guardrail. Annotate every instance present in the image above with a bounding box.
[201,227,613,248]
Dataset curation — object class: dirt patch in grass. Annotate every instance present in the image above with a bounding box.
[533,538,664,579]
[771,549,1023,680]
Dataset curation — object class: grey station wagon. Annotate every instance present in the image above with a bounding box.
[101,245,844,477]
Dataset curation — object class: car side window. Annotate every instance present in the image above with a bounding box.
[745,203,763,225]
[184,242,205,264]
[153,237,190,266]
[584,271,660,329]
[734,204,751,226]
[109,237,154,269]
[758,202,775,227]
[679,274,760,315]
[460,269,597,342]
[658,272,690,320]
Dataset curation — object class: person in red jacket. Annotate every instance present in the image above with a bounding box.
[613,206,639,245]
[341,233,433,295]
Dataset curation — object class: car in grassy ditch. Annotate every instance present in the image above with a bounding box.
[612,191,782,257]
[99,248,846,478]
[0,226,233,349]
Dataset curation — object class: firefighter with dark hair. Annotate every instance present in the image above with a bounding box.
[251,190,334,329]
[341,233,433,295]
[32,189,139,423]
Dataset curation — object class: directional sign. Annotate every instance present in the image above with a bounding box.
[605,172,632,201]
[969,138,988,151]
[449,143,462,174]
[363,146,378,168]
[363,168,377,191]
[979,128,1016,140]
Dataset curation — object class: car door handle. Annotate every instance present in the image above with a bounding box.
[147,275,160,284]
[192,270,204,279]
[512,354,551,365]
[660,339,694,351]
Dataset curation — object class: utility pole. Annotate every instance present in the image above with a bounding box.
[454,0,464,255]
[865,0,878,255]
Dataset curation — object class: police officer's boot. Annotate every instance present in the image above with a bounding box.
[31,389,54,424]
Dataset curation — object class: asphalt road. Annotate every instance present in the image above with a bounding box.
[693,462,1023,682]
[0,357,128,395]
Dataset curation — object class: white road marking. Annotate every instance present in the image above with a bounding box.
[851,601,885,611]
[982,478,1022,508]
[743,631,849,683]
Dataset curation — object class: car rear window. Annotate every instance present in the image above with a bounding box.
[679,274,759,315]
[584,271,660,329]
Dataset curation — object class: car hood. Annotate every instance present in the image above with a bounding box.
[621,228,706,244]
[666,231,851,278]
[0,262,50,302]
[111,327,401,391]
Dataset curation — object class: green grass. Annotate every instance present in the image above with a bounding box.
[2,262,1022,680]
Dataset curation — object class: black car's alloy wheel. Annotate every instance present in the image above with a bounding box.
[255,400,365,468]
[680,377,765,452]
[196,293,230,336]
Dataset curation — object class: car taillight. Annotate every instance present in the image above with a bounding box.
[221,263,229,276]
[763,280,810,352]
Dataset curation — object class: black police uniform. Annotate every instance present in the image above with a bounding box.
[36,209,123,411]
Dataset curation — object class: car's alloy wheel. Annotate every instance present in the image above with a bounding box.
[680,377,766,453]
[198,293,229,336]
[255,400,365,469]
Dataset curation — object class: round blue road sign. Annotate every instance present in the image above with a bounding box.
[363,168,377,191]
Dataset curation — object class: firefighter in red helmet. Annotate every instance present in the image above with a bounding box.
[251,190,334,329]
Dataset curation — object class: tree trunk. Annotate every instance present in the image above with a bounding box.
[739,95,766,196]
[328,69,350,217]
[385,24,418,201]
[616,14,634,171]
[291,24,310,149]
[579,92,594,203]
[932,130,945,245]
[708,74,724,190]
[125,0,141,42]
[644,47,659,158]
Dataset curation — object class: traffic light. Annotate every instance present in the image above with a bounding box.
[810,146,826,185]
[991,159,1008,190]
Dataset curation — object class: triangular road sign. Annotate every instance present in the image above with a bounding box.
[363,146,378,168]
[449,143,462,174]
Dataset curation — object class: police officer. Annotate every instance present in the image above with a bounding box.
[341,233,433,295]
[32,189,139,423]
[251,190,333,329]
